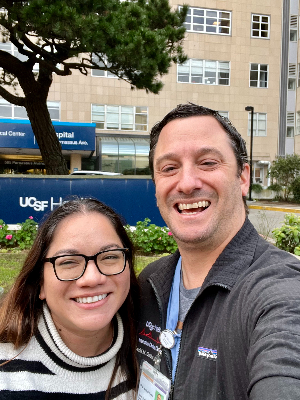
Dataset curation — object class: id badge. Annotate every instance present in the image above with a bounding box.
[137,360,171,400]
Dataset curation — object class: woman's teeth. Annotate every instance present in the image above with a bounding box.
[75,294,108,304]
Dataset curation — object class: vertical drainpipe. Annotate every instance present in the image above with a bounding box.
[278,0,290,157]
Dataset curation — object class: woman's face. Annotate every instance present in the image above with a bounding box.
[40,212,130,341]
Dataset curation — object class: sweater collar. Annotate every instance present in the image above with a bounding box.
[38,303,123,368]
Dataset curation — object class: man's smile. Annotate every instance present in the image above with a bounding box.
[177,201,210,214]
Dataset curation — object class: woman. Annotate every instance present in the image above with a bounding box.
[0,198,139,399]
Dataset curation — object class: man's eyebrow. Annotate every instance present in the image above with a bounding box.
[154,147,225,167]
[155,152,179,167]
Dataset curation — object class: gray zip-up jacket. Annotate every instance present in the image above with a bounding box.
[137,219,300,399]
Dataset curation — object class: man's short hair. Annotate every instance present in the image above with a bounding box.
[149,103,249,212]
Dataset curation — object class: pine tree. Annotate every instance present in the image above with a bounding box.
[0,0,187,174]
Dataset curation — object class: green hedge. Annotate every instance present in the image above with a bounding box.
[0,218,38,250]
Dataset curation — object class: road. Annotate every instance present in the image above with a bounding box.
[248,207,299,239]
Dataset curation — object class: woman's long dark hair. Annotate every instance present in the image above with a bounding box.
[0,198,139,399]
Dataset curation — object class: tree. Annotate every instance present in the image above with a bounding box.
[268,155,300,201]
[0,0,187,174]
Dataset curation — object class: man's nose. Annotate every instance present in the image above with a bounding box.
[176,165,203,194]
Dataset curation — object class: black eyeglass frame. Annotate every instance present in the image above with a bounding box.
[44,248,129,281]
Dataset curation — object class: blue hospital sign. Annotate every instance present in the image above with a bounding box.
[0,119,95,151]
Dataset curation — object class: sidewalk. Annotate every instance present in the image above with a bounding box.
[248,200,300,214]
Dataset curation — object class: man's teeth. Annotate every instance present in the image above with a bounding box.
[178,201,209,211]
[75,294,108,304]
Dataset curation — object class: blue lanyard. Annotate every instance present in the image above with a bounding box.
[166,256,182,382]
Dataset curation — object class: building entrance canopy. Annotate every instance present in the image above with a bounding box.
[0,119,95,153]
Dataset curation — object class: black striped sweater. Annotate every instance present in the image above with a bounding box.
[0,305,135,399]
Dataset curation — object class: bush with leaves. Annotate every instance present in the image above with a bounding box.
[125,218,178,255]
[0,220,16,248]
[267,155,300,201]
[267,183,283,196]
[290,176,300,203]
[14,218,38,249]
[272,213,300,254]
[0,217,38,250]
[251,183,263,194]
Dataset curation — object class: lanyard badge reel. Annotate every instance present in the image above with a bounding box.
[137,329,175,400]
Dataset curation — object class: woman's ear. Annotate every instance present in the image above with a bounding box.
[39,284,45,300]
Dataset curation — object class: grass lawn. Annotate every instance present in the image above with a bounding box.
[0,250,166,293]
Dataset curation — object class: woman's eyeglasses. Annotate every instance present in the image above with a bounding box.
[44,248,129,281]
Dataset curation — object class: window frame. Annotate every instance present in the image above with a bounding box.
[91,104,148,132]
[90,54,117,78]
[251,14,270,39]
[248,112,267,137]
[0,98,60,121]
[181,6,231,36]
[0,42,39,71]
[177,59,230,86]
[249,63,268,88]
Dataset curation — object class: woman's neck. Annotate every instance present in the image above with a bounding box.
[54,321,114,357]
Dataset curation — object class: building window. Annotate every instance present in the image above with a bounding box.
[288,63,296,90]
[181,7,231,35]
[296,111,300,135]
[0,42,39,71]
[91,54,116,78]
[254,167,263,183]
[218,111,229,118]
[290,15,298,41]
[91,105,148,131]
[0,99,60,120]
[248,113,267,136]
[99,137,150,174]
[177,59,230,85]
[249,63,268,88]
[47,101,60,121]
[287,112,295,137]
[251,14,270,39]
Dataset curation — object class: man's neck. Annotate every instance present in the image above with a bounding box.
[180,246,221,289]
[178,222,245,290]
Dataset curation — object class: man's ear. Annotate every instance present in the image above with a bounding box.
[240,163,250,197]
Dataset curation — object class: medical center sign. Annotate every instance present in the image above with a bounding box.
[19,196,66,212]
[0,119,95,151]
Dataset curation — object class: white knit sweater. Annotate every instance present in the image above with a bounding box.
[0,304,135,399]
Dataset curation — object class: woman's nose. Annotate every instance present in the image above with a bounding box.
[76,260,107,286]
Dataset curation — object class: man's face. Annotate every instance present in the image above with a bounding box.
[153,116,250,251]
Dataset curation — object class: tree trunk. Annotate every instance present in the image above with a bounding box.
[25,99,69,175]
[18,65,69,175]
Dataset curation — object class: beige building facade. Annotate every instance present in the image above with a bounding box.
[0,0,298,186]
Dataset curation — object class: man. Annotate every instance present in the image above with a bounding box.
[136,103,300,399]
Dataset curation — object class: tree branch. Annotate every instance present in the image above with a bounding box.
[0,85,25,106]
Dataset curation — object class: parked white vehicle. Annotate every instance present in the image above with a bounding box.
[70,170,122,176]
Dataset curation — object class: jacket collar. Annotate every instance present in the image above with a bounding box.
[148,218,259,296]
[203,218,259,290]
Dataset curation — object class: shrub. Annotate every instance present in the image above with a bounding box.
[125,218,178,254]
[0,220,16,248]
[290,176,300,203]
[267,155,300,201]
[14,218,38,249]
[267,183,283,193]
[0,217,38,250]
[251,183,263,194]
[272,213,300,254]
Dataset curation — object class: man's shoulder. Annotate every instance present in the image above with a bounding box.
[254,236,300,270]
